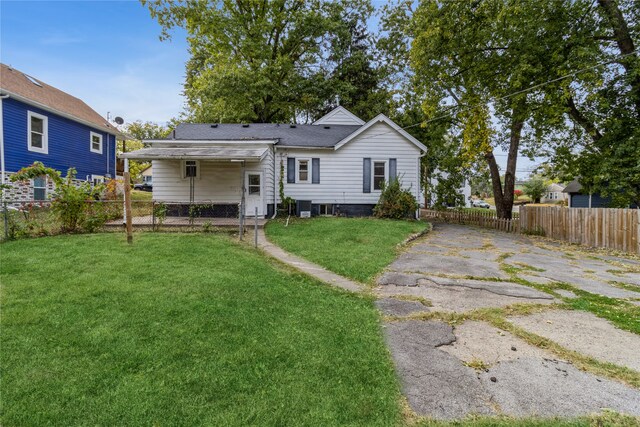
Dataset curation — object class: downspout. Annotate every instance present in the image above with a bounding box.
[0,94,9,191]
[272,144,277,219]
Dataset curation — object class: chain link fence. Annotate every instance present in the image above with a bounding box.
[1,199,246,241]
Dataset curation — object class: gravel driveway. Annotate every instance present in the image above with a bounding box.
[375,223,640,420]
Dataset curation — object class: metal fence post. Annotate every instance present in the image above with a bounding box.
[3,199,8,240]
[152,201,156,231]
[254,206,258,248]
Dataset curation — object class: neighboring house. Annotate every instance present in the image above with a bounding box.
[121,106,430,217]
[427,174,472,208]
[542,182,567,204]
[140,165,152,184]
[0,63,118,201]
[563,179,631,208]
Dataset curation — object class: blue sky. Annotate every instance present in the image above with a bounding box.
[1,0,538,175]
[1,0,189,124]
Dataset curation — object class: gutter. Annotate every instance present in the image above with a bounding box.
[272,144,278,219]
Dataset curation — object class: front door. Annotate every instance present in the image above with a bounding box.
[245,172,263,217]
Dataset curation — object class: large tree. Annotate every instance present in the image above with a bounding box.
[142,0,389,123]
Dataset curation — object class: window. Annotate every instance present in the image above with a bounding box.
[248,174,261,195]
[373,161,386,190]
[319,204,332,216]
[183,160,199,178]
[298,159,309,183]
[28,111,48,153]
[33,176,47,200]
[91,175,105,186]
[90,132,103,154]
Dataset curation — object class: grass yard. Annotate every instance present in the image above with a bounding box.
[265,217,427,283]
[0,233,401,426]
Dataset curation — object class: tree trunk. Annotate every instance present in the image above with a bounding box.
[485,100,527,220]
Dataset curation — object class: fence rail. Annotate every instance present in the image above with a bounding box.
[422,206,640,255]
[519,206,639,254]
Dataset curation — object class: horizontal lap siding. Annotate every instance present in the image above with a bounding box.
[315,109,363,125]
[153,159,263,203]
[3,97,115,178]
[278,122,421,204]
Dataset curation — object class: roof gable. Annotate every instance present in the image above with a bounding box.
[334,114,427,152]
[0,63,116,134]
[312,106,365,126]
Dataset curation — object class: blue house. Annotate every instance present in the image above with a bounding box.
[0,63,119,201]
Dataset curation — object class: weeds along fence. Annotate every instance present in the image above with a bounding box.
[422,206,640,255]
[421,208,520,233]
[1,200,243,241]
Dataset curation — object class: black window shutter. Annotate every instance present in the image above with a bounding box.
[389,158,397,183]
[287,158,295,183]
[312,158,320,184]
[363,158,371,193]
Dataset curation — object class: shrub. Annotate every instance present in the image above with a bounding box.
[373,179,418,219]
[514,189,523,199]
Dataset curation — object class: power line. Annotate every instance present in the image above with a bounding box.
[369,51,636,138]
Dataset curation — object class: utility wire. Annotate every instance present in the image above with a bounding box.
[367,51,636,138]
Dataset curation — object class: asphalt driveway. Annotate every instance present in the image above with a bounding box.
[375,223,640,420]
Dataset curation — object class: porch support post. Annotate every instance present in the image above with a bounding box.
[123,158,133,244]
[239,160,246,240]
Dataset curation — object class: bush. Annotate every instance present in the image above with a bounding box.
[373,179,418,219]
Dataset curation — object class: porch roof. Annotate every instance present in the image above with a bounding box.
[119,146,269,161]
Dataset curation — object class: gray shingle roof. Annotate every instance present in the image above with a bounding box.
[165,123,362,148]
[563,179,582,193]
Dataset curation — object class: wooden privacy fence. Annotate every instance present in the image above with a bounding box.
[421,207,639,255]
[421,209,520,233]
[519,206,639,255]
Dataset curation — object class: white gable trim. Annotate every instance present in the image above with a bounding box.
[312,106,365,126]
[334,114,427,152]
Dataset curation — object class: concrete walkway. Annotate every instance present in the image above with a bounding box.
[256,229,363,293]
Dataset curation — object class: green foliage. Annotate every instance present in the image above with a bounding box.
[523,179,547,204]
[373,178,418,219]
[277,159,296,215]
[153,202,167,225]
[265,217,427,282]
[118,121,169,180]
[142,0,390,123]
[11,162,105,233]
[1,233,401,425]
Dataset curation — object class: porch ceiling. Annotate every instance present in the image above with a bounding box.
[119,146,269,161]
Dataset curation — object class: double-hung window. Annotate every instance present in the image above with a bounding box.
[373,161,386,190]
[33,176,47,200]
[90,132,103,154]
[297,159,310,183]
[28,111,48,154]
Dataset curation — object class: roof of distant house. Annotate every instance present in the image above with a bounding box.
[163,122,362,148]
[563,179,582,193]
[0,63,116,134]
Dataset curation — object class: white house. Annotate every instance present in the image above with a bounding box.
[120,107,428,218]
[542,182,567,204]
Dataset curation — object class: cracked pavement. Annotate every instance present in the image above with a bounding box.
[376,223,640,420]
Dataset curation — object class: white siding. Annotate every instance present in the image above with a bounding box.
[277,122,421,205]
[313,107,364,125]
[152,158,267,203]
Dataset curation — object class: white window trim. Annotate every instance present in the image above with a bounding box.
[90,131,103,154]
[91,175,105,185]
[296,158,311,183]
[32,176,48,200]
[27,111,48,154]
[182,160,201,179]
[372,160,388,191]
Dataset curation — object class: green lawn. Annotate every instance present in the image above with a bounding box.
[265,217,428,283]
[0,233,401,426]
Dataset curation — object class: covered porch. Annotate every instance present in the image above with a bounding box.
[119,144,273,221]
